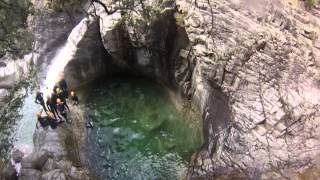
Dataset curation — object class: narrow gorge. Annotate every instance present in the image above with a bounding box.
[1,0,320,179]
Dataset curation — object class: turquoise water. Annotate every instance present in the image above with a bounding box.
[0,77,38,161]
[84,78,202,180]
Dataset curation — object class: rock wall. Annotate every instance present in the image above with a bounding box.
[62,17,111,90]
[175,0,320,179]
[3,0,320,179]
[91,0,320,179]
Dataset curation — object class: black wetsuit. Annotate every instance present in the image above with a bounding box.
[35,92,47,112]
[46,99,58,119]
[58,79,68,91]
[48,117,61,129]
[57,91,70,111]
[57,102,68,122]
[37,116,50,128]
[51,92,58,108]
[38,116,61,129]
[71,94,79,105]
[53,85,59,93]
[58,79,68,99]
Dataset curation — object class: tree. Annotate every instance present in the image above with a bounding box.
[304,0,318,9]
[0,0,33,58]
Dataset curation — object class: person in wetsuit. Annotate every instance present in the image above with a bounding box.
[47,111,61,129]
[35,91,47,112]
[70,91,79,105]
[57,98,68,122]
[57,88,70,111]
[58,78,68,91]
[37,110,61,129]
[58,77,68,99]
[36,110,50,128]
[53,84,59,94]
[46,95,59,120]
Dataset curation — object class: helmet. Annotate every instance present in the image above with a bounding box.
[48,112,54,118]
[56,98,61,104]
[59,73,65,80]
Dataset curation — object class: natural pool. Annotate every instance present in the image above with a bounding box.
[83,77,203,180]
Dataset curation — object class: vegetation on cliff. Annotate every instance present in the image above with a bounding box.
[305,0,318,8]
[0,0,33,58]
[46,0,86,13]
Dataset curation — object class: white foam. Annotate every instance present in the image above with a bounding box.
[41,18,88,97]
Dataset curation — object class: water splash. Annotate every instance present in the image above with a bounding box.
[41,18,88,97]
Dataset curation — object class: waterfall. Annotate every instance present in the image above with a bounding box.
[13,18,89,155]
[41,18,88,97]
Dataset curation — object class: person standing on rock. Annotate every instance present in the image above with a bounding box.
[58,77,68,91]
[35,91,48,112]
[57,88,70,111]
[70,91,79,105]
[46,95,59,119]
[58,76,68,98]
[57,98,68,123]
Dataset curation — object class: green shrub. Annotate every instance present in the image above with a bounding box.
[46,0,85,12]
[305,0,318,8]
[0,0,33,58]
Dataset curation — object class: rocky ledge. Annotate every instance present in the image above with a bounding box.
[2,105,90,180]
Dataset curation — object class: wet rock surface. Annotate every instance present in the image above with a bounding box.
[13,105,90,180]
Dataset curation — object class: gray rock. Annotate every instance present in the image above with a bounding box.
[20,169,42,180]
[27,150,50,170]
[2,164,18,180]
[41,169,66,180]
[12,149,23,163]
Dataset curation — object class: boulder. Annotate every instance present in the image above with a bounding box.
[2,164,18,180]
[41,169,66,180]
[20,169,42,180]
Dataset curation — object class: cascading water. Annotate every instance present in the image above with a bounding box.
[0,18,89,160]
[41,18,88,97]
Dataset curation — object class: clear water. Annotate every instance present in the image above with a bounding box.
[0,85,38,161]
[13,90,38,152]
[84,78,202,180]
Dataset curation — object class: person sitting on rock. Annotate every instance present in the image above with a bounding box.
[36,110,50,128]
[57,98,68,123]
[47,111,61,129]
[57,88,70,111]
[70,91,79,105]
[35,91,47,112]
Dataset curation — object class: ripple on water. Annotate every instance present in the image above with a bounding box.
[84,78,202,180]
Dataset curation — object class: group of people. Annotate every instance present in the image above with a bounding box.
[35,77,79,129]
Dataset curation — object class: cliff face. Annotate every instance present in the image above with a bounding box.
[175,0,320,179]
[4,0,320,179]
[92,0,320,179]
